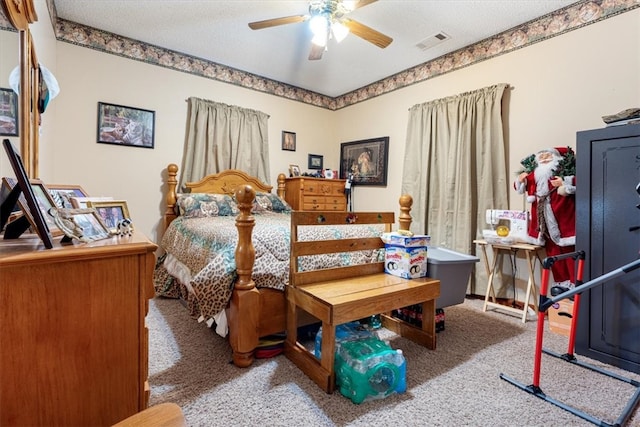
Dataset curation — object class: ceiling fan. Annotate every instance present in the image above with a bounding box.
[248,0,393,60]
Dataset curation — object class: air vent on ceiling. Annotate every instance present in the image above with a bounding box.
[416,32,451,51]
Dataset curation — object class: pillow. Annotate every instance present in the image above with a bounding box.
[176,193,239,218]
[253,192,292,213]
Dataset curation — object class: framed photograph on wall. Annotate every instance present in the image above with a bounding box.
[339,136,389,186]
[0,88,18,137]
[282,131,296,151]
[87,200,131,234]
[97,102,155,148]
[47,184,89,208]
[308,154,323,170]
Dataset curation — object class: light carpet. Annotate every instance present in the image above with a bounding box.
[147,297,640,426]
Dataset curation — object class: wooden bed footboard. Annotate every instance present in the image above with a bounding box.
[161,163,415,368]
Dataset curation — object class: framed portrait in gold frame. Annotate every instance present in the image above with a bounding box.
[87,200,131,234]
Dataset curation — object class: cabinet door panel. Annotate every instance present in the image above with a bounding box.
[589,138,640,362]
[576,124,640,374]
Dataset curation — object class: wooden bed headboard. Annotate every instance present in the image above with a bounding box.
[164,164,287,229]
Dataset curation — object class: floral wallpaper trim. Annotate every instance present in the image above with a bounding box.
[1,0,638,111]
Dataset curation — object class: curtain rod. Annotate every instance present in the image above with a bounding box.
[407,84,513,110]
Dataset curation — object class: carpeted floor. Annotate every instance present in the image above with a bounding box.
[147,297,640,426]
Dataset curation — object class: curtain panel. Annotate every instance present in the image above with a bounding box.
[179,97,271,189]
[401,83,509,294]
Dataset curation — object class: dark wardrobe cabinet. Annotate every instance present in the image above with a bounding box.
[575,123,640,374]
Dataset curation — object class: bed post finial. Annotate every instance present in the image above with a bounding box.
[235,184,256,291]
[398,194,413,232]
[277,173,287,199]
[165,163,179,229]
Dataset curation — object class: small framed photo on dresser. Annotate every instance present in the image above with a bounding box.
[289,164,300,177]
[87,200,131,234]
[47,184,89,209]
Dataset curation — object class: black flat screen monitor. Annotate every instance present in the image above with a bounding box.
[1,139,53,249]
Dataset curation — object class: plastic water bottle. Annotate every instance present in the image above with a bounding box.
[370,314,382,329]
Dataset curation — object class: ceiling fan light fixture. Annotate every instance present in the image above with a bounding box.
[309,14,328,37]
[332,21,349,43]
[311,31,328,47]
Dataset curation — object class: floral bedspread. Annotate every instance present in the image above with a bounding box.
[153,211,385,323]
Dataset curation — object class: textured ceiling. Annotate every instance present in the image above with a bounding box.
[53,0,579,98]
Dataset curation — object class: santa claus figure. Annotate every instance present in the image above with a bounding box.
[514,147,576,295]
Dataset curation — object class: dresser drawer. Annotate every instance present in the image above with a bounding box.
[303,196,325,210]
[325,196,346,210]
[304,181,326,195]
[327,182,346,196]
[325,201,346,211]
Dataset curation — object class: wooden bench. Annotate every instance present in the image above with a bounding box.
[284,196,441,393]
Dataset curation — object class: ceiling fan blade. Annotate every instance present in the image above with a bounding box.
[308,43,325,61]
[351,0,378,10]
[248,15,307,30]
[343,18,392,49]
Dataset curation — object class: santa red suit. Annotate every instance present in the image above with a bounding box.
[514,147,576,291]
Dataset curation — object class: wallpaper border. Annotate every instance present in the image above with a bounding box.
[1,0,638,111]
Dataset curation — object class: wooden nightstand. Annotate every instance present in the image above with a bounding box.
[284,177,347,211]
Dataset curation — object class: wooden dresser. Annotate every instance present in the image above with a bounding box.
[0,231,157,426]
[284,177,347,211]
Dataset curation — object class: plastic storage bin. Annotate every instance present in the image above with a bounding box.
[334,336,406,404]
[427,247,479,309]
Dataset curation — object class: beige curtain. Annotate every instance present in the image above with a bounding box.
[401,84,509,294]
[179,97,271,188]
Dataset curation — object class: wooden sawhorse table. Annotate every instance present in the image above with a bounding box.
[474,239,543,323]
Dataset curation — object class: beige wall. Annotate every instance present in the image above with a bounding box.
[2,3,638,251]
[338,9,640,217]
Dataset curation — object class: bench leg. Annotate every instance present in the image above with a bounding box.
[420,299,436,349]
[380,299,437,350]
[284,289,335,393]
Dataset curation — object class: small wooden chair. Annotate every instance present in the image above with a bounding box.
[285,196,440,393]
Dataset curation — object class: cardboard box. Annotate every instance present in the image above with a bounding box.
[384,234,430,247]
[384,244,428,279]
[548,299,574,336]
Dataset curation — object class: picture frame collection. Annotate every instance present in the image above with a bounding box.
[280,130,389,186]
[1,140,133,245]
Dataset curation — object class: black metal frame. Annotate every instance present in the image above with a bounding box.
[500,251,640,427]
